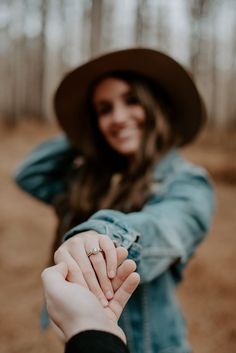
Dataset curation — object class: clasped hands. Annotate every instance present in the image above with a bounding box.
[54,230,131,307]
[42,230,140,342]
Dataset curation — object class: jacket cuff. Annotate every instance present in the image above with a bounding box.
[63,212,141,262]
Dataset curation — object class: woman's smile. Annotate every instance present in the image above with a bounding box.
[114,127,139,138]
[110,125,142,140]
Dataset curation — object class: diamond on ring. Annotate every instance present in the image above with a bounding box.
[87,247,102,257]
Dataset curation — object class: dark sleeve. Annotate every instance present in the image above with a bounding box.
[65,330,130,353]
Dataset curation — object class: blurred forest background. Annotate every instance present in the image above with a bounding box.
[1,1,236,353]
[0,0,236,128]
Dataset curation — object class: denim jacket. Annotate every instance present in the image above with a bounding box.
[15,135,215,353]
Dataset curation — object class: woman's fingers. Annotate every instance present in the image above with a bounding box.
[112,259,137,292]
[55,234,111,306]
[69,245,110,306]
[99,235,117,279]
[85,237,115,298]
[109,272,140,320]
[88,251,114,300]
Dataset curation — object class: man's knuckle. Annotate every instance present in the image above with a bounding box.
[54,248,64,262]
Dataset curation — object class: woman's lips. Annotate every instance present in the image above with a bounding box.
[113,128,140,139]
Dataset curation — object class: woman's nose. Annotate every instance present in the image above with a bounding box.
[111,104,128,123]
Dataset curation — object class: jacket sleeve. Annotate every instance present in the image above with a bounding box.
[14,135,77,204]
[63,169,215,283]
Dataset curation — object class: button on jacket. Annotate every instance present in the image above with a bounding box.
[15,135,215,353]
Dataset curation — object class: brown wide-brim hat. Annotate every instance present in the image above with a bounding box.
[54,48,206,148]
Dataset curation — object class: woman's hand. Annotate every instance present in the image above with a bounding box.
[54,231,121,307]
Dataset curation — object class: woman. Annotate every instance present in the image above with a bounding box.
[15,48,215,353]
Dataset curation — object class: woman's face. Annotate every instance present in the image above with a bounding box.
[93,78,146,157]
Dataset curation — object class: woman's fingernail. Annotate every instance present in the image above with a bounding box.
[109,271,115,278]
[106,291,113,300]
[101,298,109,307]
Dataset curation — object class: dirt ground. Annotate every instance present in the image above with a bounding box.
[0,121,235,353]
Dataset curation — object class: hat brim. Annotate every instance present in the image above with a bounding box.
[54,48,206,148]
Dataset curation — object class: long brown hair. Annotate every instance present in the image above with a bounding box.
[53,71,176,249]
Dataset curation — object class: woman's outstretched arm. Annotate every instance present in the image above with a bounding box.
[62,168,215,283]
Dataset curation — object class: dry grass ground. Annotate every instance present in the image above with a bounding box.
[0,121,235,353]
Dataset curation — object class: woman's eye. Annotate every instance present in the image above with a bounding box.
[125,94,140,105]
[96,105,111,115]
